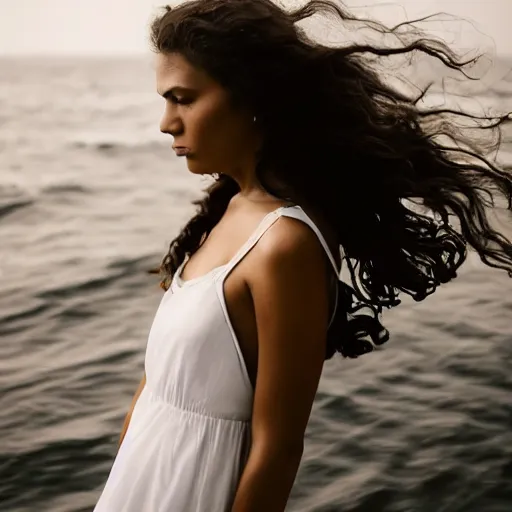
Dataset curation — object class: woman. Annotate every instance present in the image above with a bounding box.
[94,0,512,510]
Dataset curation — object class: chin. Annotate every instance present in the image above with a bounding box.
[185,158,216,177]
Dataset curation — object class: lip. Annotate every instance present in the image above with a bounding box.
[173,146,191,156]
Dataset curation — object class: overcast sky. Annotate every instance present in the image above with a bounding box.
[1,0,510,56]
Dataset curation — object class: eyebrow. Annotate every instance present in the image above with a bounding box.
[157,86,195,99]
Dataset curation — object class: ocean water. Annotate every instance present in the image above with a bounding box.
[1,56,511,512]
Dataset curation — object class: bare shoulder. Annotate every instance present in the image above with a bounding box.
[245,213,331,324]
[246,213,328,283]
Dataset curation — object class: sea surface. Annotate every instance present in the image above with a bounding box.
[1,55,512,512]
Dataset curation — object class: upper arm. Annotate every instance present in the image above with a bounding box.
[247,217,331,455]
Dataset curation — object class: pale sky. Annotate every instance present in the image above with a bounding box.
[0,0,510,56]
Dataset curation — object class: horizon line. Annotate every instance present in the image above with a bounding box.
[1,51,511,59]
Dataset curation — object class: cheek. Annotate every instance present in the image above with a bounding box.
[194,108,236,153]
[187,96,252,163]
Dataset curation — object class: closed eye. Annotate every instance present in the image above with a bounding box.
[159,86,196,104]
[168,95,192,105]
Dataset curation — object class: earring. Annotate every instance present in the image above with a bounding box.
[253,115,257,123]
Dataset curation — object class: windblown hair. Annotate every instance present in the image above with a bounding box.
[148,0,512,359]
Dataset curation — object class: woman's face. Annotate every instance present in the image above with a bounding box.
[155,52,259,176]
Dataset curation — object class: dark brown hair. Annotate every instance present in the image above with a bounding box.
[148,0,512,358]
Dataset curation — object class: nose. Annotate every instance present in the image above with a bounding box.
[159,104,183,137]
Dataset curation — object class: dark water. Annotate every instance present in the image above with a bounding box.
[1,56,512,512]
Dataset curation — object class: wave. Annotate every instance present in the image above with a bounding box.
[0,199,34,220]
[41,184,92,196]
[69,139,169,152]
[68,131,169,152]
[0,434,112,509]
[0,184,35,220]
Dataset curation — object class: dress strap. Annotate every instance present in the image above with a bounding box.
[212,204,340,329]
[279,205,342,329]
[279,206,341,278]
[220,206,286,278]
[219,204,342,280]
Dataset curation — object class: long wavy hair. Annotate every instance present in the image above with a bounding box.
[148,0,512,359]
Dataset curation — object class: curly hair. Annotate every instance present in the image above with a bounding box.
[148,0,512,359]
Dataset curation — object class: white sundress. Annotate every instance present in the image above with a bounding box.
[93,204,340,512]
